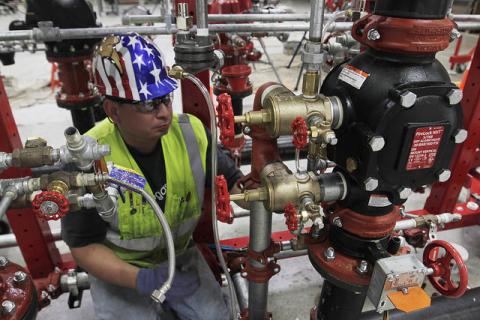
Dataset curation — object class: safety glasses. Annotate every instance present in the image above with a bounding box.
[107,94,173,113]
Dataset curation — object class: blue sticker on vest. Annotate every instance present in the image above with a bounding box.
[109,165,147,189]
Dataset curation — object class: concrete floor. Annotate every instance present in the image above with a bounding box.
[0,1,480,319]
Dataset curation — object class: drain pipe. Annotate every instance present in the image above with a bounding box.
[247,201,273,319]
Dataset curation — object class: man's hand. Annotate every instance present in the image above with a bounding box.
[136,263,200,302]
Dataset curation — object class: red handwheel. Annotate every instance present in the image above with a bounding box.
[423,240,468,298]
[291,117,308,149]
[215,175,233,224]
[284,203,299,232]
[32,191,69,221]
[216,93,236,148]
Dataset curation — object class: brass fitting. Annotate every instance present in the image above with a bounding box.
[302,71,321,98]
[10,137,57,168]
[168,65,188,80]
[230,162,347,212]
[47,180,69,195]
[234,84,343,138]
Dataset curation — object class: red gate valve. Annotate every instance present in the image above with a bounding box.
[291,117,308,149]
[284,203,300,232]
[423,240,468,298]
[216,93,236,148]
[215,175,233,224]
[32,191,69,221]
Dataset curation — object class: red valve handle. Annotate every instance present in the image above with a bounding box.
[291,117,308,149]
[284,203,299,232]
[216,93,236,148]
[32,191,69,221]
[423,240,468,298]
[215,175,234,224]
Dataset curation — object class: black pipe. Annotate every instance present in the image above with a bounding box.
[239,136,299,164]
[317,280,367,320]
[360,287,480,320]
[70,108,96,135]
[373,0,449,20]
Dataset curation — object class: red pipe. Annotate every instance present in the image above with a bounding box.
[239,82,281,190]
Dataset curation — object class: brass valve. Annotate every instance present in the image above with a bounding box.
[229,162,347,212]
[233,84,343,139]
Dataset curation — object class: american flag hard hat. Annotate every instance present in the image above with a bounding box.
[92,33,178,101]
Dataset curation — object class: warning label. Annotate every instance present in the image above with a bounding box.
[406,126,445,171]
[338,64,370,89]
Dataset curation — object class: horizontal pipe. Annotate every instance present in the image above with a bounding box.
[122,13,480,25]
[2,21,479,42]
[451,14,480,22]
[0,22,352,42]
[274,249,308,260]
[0,229,62,249]
[123,13,321,25]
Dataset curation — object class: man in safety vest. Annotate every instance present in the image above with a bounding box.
[61,33,243,319]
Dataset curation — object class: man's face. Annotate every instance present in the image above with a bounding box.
[105,95,174,142]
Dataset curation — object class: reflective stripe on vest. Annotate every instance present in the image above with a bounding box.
[106,216,200,251]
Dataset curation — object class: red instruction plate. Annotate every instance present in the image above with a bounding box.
[406,126,445,171]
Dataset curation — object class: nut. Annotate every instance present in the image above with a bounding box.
[367,29,381,41]
[1,300,16,315]
[364,177,378,191]
[437,169,451,182]
[450,28,461,42]
[356,260,368,274]
[324,247,335,262]
[399,91,417,108]
[332,217,342,228]
[453,129,468,144]
[13,271,27,284]
[0,256,8,268]
[368,136,385,152]
[446,89,463,105]
[398,187,412,200]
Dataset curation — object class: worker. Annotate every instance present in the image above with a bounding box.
[61,33,243,320]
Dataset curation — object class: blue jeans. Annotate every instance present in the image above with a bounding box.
[89,246,229,320]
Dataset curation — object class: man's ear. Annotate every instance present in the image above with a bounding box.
[103,99,120,123]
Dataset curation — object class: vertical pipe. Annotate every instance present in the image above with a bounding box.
[233,272,249,311]
[248,201,272,319]
[196,0,208,29]
[317,281,367,320]
[309,0,326,42]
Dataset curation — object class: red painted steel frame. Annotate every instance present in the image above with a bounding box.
[425,37,480,214]
[0,77,72,279]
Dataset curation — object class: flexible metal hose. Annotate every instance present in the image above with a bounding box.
[106,177,175,303]
[184,73,239,319]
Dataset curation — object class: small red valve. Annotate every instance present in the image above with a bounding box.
[284,203,299,232]
[423,240,468,298]
[291,117,308,149]
[215,175,233,224]
[216,93,236,148]
[32,191,69,221]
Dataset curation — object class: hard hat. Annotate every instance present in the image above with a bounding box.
[92,33,177,101]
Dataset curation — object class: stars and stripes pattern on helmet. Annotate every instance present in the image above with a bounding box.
[93,33,178,102]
